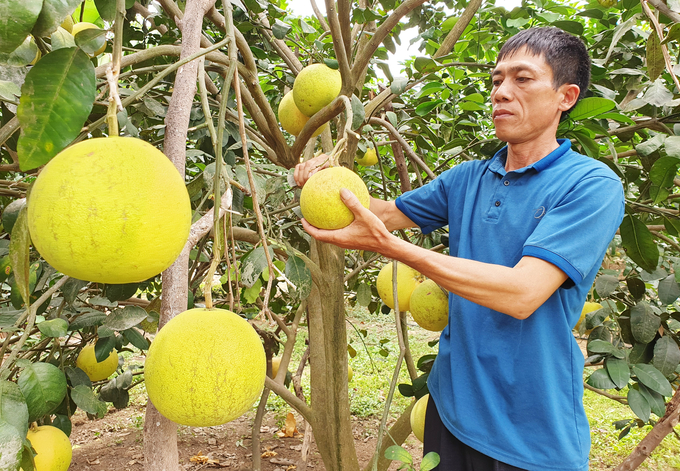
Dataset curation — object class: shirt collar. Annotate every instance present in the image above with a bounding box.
[489,139,572,176]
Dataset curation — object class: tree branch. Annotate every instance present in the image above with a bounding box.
[368,117,435,179]
[324,0,352,92]
[433,0,483,58]
[265,376,315,422]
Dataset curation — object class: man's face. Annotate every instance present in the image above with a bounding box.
[490,48,572,145]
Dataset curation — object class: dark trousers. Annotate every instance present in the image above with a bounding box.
[423,398,527,471]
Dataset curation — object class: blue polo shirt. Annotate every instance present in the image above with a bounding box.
[395,139,624,471]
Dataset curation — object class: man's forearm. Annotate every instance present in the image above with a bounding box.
[369,197,415,232]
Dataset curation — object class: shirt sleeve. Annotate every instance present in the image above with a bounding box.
[395,165,466,234]
[522,174,625,285]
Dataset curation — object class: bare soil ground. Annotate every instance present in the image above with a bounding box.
[68,401,421,470]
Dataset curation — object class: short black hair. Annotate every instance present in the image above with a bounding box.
[497,27,590,118]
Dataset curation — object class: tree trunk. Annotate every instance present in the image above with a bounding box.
[307,241,360,471]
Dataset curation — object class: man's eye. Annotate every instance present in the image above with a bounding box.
[492,80,502,87]
[517,77,529,83]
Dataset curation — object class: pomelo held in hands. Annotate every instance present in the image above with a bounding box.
[300,166,370,230]
[27,137,191,284]
[409,279,449,331]
[144,308,266,427]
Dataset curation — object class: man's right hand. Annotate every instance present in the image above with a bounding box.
[293,153,332,188]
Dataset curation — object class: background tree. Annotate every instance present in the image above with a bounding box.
[1,0,680,470]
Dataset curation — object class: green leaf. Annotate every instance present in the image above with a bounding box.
[52,414,72,437]
[627,387,651,422]
[73,26,105,56]
[356,282,372,307]
[122,327,148,351]
[93,0,116,21]
[630,302,660,344]
[638,383,666,417]
[94,335,117,362]
[384,445,413,464]
[37,318,69,337]
[587,339,617,355]
[350,94,365,131]
[67,309,106,330]
[17,362,67,421]
[663,136,680,158]
[20,438,35,471]
[646,31,664,82]
[605,357,630,389]
[0,380,29,439]
[569,97,616,121]
[619,214,659,273]
[61,278,88,304]
[586,368,617,389]
[649,156,680,188]
[32,0,82,37]
[9,206,31,309]
[65,366,91,388]
[632,363,673,397]
[0,0,43,54]
[50,26,75,49]
[658,274,680,305]
[17,47,96,171]
[413,56,438,73]
[272,19,291,39]
[0,418,23,471]
[241,246,274,287]
[662,23,680,44]
[595,274,619,298]
[285,255,311,300]
[636,133,665,157]
[242,278,262,304]
[420,452,441,471]
[103,283,139,302]
[652,335,680,377]
[416,81,446,98]
[390,77,408,95]
[415,100,442,116]
[70,384,107,416]
[101,305,148,331]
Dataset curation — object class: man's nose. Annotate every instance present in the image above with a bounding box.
[493,81,512,102]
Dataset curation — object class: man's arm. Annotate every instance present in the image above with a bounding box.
[302,189,568,320]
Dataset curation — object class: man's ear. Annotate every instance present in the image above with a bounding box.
[559,84,581,111]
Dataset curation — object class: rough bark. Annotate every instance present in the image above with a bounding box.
[143,0,216,470]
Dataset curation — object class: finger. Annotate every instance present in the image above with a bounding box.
[339,188,365,214]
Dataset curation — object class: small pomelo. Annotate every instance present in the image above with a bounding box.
[356,148,378,166]
[61,15,74,33]
[410,394,429,442]
[278,91,327,137]
[76,344,119,382]
[144,308,266,427]
[300,167,370,230]
[27,137,191,284]
[293,64,342,117]
[376,262,423,312]
[25,425,72,471]
[409,280,449,331]
[575,301,603,333]
[271,356,282,378]
[71,22,106,56]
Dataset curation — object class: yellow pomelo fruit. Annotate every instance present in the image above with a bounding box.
[271,356,282,378]
[293,63,342,117]
[356,148,378,166]
[409,279,449,331]
[76,344,119,382]
[61,15,74,33]
[71,22,106,56]
[410,394,429,442]
[348,364,353,382]
[575,301,603,333]
[144,308,266,427]
[376,262,423,312]
[278,91,327,137]
[300,166,370,230]
[25,425,72,471]
[27,137,191,284]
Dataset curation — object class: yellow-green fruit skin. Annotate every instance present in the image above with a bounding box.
[300,167,370,230]
[293,64,342,117]
[71,22,106,56]
[278,91,327,137]
[76,344,119,382]
[25,425,72,471]
[144,308,266,427]
[27,137,191,284]
[356,148,378,166]
[376,262,422,312]
[271,356,281,378]
[575,301,603,332]
[409,280,449,331]
[410,394,429,442]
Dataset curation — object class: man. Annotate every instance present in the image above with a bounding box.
[294,27,624,470]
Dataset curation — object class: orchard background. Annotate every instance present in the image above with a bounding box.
[2,0,680,469]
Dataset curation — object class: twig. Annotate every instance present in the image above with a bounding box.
[641,0,680,92]
[368,117,435,179]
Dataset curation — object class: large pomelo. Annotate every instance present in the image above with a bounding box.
[278,91,327,137]
[27,137,191,284]
[376,262,422,312]
[76,344,119,382]
[410,394,429,442]
[300,166,370,230]
[293,64,342,117]
[144,308,266,427]
[409,279,449,331]
[25,425,72,471]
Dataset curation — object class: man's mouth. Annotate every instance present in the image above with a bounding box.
[492,109,512,119]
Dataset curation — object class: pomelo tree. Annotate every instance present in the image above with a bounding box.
[1,0,680,470]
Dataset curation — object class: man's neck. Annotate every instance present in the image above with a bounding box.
[505,136,560,172]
